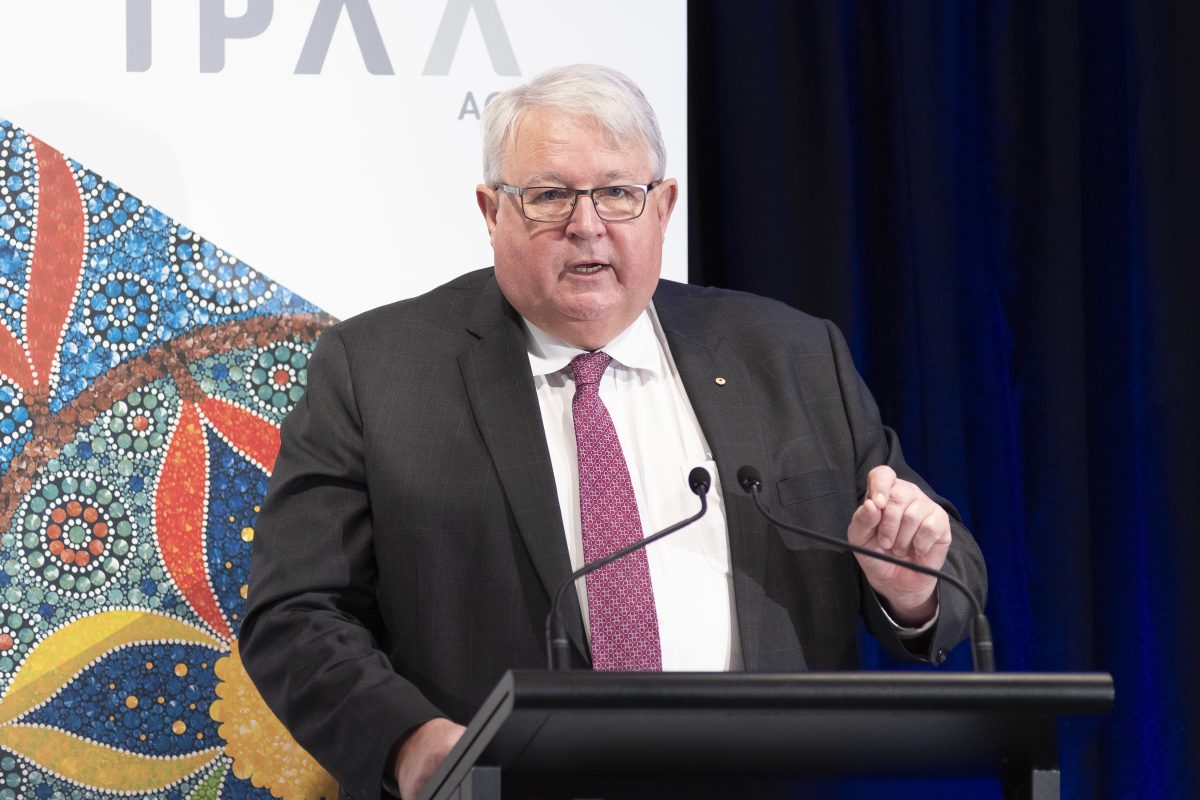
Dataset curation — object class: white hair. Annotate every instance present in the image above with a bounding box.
[481,64,668,186]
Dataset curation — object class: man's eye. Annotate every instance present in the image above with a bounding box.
[597,186,631,200]
[530,188,568,203]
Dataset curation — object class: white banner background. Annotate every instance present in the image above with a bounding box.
[0,0,688,321]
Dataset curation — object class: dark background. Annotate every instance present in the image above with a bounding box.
[688,2,1198,798]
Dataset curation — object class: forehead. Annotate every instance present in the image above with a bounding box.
[504,109,652,185]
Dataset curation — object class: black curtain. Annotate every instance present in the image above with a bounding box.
[688,2,1199,798]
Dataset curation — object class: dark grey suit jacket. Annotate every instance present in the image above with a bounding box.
[239,269,987,800]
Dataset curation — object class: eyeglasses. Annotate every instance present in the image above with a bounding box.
[497,182,659,222]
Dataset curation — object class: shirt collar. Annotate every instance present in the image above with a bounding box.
[524,306,664,378]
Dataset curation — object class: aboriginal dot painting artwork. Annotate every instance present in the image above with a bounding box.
[0,119,339,798]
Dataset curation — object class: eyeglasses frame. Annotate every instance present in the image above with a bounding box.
[496,181,661,223]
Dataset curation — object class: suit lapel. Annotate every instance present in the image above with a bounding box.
[654,285,773,670]
[457,278,589,664]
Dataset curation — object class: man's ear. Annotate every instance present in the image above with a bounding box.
[651,178,679,235]
[476,184,500,236]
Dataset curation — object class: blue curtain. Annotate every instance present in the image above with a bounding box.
[689,2,1199,798]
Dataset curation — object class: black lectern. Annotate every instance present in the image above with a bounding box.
[420,670,1113,800]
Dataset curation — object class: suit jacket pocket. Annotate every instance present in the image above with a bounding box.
[772,468,850,553]
[776,468,840,506]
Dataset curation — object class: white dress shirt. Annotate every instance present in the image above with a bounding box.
[524,304,743,671]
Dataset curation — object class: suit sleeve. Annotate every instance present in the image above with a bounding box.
[823,319,988,664]
[238,326,444,800]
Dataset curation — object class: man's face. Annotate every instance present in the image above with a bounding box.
[477,109,678,350]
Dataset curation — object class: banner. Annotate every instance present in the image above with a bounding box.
[0,3,686,798]
[0,117,337,799]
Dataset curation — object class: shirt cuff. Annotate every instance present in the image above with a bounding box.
[877,596,939,639]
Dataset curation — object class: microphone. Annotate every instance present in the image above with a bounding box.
[545,467,712,671]
[735,465,995,672]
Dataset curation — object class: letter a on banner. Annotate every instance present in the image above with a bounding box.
[423,0,520,76]
[295,0,395,75]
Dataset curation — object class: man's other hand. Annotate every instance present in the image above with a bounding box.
[846,465,952,626]
[392,717,467,800]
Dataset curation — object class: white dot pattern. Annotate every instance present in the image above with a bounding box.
[571,352,663,672]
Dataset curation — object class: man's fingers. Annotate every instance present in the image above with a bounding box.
[847,498,882,547]
[866,465,897,507]
[911,508,952,559]
[856,473,952,567]
[876,480,918,549]
[889,498,931,556]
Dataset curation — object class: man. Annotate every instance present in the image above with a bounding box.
[240,64,987,800]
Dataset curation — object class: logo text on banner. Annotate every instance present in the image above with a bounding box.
[125,0,519,76]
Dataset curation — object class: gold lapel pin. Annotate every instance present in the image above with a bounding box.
[714,377,727,386]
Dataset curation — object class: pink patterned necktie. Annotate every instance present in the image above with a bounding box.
[570,351,663,672]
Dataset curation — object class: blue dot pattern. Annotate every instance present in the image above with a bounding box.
[203,427,265,639]
[22,641,222,755]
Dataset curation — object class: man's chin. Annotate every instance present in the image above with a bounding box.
[545,309,632,350]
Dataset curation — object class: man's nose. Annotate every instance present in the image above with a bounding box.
[565,194,605,238]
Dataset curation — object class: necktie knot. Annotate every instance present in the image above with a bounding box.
[570,351,612,388]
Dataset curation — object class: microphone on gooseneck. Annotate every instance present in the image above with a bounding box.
[545,467,712,671]
[735,465,995,672]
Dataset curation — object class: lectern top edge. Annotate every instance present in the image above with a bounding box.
[495,669,1115,714]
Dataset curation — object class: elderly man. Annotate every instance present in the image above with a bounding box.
[240,64,987,800]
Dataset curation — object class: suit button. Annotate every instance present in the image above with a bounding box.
[935,648,949,664]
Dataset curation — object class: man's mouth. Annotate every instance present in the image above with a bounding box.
[571,262,608,274]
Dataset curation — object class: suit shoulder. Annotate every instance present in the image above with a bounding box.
[325,268,495,347]
[654,279,835,346]
[655,279,821,320]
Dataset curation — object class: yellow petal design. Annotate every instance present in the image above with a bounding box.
[0,723,221,792]
[0,609,225,725]
[211,642,338,799]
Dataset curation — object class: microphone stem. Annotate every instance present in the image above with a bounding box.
[546,495,708,671]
